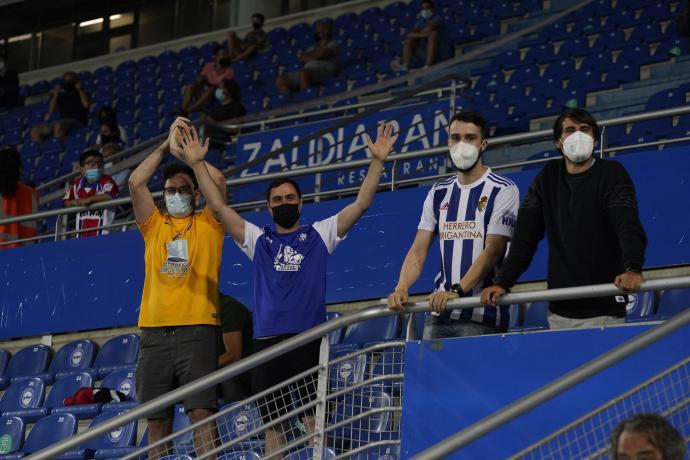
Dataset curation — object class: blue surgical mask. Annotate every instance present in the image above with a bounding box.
[84,168,103,183]
[215,88,226,102]
[420,9,433,19]
[165,193,194,218]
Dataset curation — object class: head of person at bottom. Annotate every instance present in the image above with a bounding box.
[162,163,201,218]
[447,110,489,176]
[266,178,303,232]
[553,107,601,165]
[610,413,686,460]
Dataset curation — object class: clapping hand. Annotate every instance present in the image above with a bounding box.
[178,125,210,165]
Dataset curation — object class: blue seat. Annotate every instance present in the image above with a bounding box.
[0,417,24,456]
[351,445,400,460]
[169,404,195,456]
[510,302,549,331]
[83,334,140,379]
[0,378,45,420]
[16,372,93,422]
[100,369,138,412]
[330,387,393,448]
[59,410,137,460]
[0,345,51,389]
[341,314,400,344]
[400,312,425,340]
[0,413,77,460]
[218,453,260,460]
[326,312,344,345]
[0,351,10,384]
[93,428,147,459]
[34,340,96,384]
[624,292,658,322]
[329,346,367,391]
[657,288,690,319]
[283,447,336,460]
[216,402,264,456]
[369,347,403,396]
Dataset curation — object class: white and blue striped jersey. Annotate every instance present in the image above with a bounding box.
[418,168,519,328]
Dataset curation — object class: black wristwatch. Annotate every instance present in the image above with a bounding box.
[450,283,464,297]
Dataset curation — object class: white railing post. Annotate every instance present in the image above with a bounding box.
[312,335,331,460]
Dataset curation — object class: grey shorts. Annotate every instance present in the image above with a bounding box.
[285,60,337,87]
[423,315,498,339]
[136,325,219,419]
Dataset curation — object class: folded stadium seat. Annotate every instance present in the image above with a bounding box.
[654,37,690,60]
[624,291,658,323]
[17,372,94,422]
[328,345,367,392]
[507,64,540,86]
[2,113,24,132]
[115,59,137,74]
[515,95,553,119]
[218,453,259,460]
[33,339,96,384]
[351,445,400,460]
[58,410,137,460]
[557,37,593,59]
[283,447,336,460]
[81,334,140,380]
[139,120,164,141]
[0,130,21,146]
[656,288,690,319]
[243,98,263,114]
[265,93,289,110]
[138,105,162,122]
[0,378,45,419]
[341,314,400,345]
[509,302,549,331]
[0,345,51,389]
[166,404,198,456]
[178,45,200,60]
[0,351,10,383]
[350,75,377,91]
[158,48,178,63]
[492,49,523,70]
[19,143,41,162]
[541,22,575,42]
[0,417,24,457]
[532,77,566,99]
[137,55,158,71]
[542,59,577,80]
[644,2,680,21]
[368,346,403,397]
[634,23,669,44]
[216,401,266,456]
[330,386,393,451]
[326,312,344,345]
[646,88,686,112]
[0,412,76,460]
[602,61,640,88]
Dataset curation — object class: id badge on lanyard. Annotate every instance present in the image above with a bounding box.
[166,239,189,263]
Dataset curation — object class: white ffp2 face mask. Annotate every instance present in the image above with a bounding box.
[165,193,194,218]
[561,131,594,163]
[449,141,481,172]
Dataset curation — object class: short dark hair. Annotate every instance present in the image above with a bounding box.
[266,178,301,202]
[252,13,265,22]
[421,0,434,7]
[610,414,686,460]
[79,150,103,166]
[449,111,490,140]
[553,108,600,143]
[162,163,199,189]
[63,71,78,80]
[0,146,21,197]
[213,46,225,56]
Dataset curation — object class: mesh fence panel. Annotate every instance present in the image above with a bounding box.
[510,357,690,460]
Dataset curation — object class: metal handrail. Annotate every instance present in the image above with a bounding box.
[6,103,690,230]
[27,275,690,460]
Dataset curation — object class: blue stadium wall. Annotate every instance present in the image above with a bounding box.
[0,146,688,340]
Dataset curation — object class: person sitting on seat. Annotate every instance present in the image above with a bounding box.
[228,13,269,62]
[31,71,91,143]
[0,146,39,249]
[392,0,452,71]
[275,20,339,93]
[176,47,235,116]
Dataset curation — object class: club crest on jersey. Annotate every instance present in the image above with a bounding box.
[274,244,304,272]
[478,196,488,212]
[299,232,307,242]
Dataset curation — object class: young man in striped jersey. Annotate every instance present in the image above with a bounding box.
[388,111,519,338]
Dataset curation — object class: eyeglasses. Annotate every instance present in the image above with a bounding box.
[164,186,194,196]
[83,160,102,168]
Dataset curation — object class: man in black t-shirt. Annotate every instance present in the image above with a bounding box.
[217,292,253,403]
[228,13,269,62]
[31,71,91,143]
[481,108,647,330]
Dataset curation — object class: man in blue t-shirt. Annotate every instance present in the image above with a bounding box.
[174,121,397,457]
[393,0,453,71]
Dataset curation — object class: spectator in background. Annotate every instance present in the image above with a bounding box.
[275,20,339,93]
[217,292,253,403]
[0,147,38,249]
[228,13,269,62]
[392,0,452,71]
[175,121,396,457]
[388,111,519,338]
[0,55,20,110]
[201,79,246,124]
[175,47,235,116]
[610,413,686,460]
[128,117,226,459]
[482,108,647,329]
[63,150,119,238]
[30,71,91,143]
[102,143,130,190]
[95,106,129,147]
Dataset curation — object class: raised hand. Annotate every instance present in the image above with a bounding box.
[365,122,398,162]
[167,117,191,158]
[178,125,210,164]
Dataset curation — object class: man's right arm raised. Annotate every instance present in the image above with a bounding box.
[178,125,246,244]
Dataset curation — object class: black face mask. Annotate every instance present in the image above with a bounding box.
[63,81,76,91]
[100,133,120,144]
[252,21,263,30]
[218,57,231,67]
[271,203,300,229]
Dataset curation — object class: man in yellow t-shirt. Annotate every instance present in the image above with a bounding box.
[128,117,227,458]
